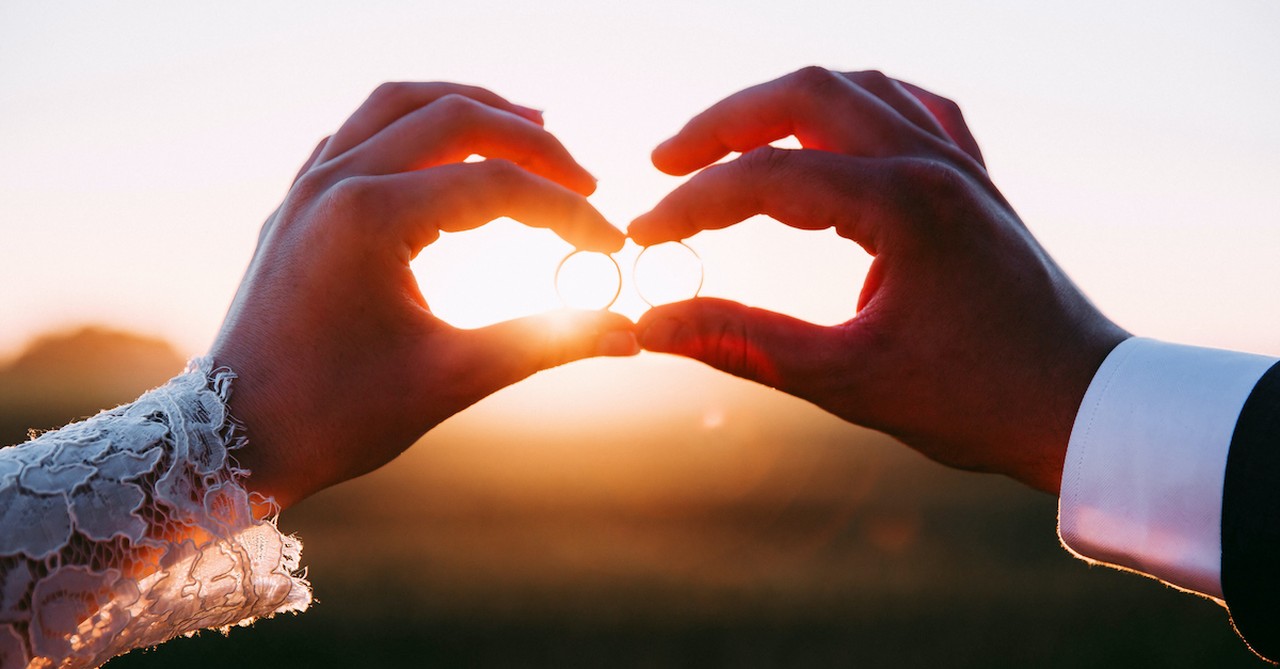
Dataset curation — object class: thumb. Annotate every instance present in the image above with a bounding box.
[636,298,842,392]
[463,309,640,388]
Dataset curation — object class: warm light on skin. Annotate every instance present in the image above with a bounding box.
[2,9,1276,662]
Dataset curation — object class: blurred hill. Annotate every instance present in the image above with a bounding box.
[0,326,185,446]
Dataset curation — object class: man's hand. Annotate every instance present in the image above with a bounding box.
[629,67,1129,493]
[210,82,637,509]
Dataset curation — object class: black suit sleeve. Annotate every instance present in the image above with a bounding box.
[1222,360,1280,663]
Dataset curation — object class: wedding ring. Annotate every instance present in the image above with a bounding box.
[633,241,705,307]
[555,250,623,310]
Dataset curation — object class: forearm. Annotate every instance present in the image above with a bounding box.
[0,359,309,669]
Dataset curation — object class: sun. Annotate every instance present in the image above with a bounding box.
[411,221,719,328]
[410,219,569,329]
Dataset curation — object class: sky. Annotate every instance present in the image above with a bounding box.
[1,1,1278,362]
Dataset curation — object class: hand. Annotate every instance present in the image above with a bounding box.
[629,67,1129,493]
[210,82,637,509]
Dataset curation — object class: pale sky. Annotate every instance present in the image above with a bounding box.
[2,0,1278,362]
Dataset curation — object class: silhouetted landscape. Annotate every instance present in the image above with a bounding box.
[0,326,1265,667]
[0,327,186,446]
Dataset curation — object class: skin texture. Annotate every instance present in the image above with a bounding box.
[212,70,1126,508]
[629,67,1130,494]
[210,82,639,509]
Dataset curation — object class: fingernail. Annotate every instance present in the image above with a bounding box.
[596,331,640,357]
[517,106,545,123]
[638,317,685,351]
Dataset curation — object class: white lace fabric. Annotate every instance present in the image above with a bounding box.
[0,359,310,668]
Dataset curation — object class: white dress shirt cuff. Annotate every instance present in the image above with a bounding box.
[1058,336,1279,600]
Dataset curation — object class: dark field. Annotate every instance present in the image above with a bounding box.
[112,441,1259,669]
[0,329,1266,668]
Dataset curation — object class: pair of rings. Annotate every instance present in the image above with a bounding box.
[555,241,704,310]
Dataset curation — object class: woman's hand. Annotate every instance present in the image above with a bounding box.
[629,67,1129,493]
[211,82,637,509]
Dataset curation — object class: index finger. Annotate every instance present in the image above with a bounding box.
[629,147,896,256]
[321,82,544,162]
[352,160,624,254]
[651,66,942,176]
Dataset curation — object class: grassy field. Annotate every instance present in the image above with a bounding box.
[108,430,1258,668]
[0,329,1266,668]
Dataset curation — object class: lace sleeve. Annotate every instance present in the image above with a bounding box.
[0,358,311,669]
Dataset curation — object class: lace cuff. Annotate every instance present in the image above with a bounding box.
[0,358,310,669]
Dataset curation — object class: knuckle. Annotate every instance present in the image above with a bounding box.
[480,157,522,183]
[736,146,790,177]
[851,69,890,88]
[273,173,386,243]
[788,66,849,108]
[455,83,497,104]
[790,65,843,100]
[369,81,409,106]
[432,92,481,117]
[323,175,383,217]
[792,65,835,87]
[894,158,964,193]
[846,70,914,109]
[886,158,975,230]
[290,167,336,202]
[428,94,485,136]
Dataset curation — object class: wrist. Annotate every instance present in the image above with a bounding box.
[1005,318,1130,495]
[209,346,315,510]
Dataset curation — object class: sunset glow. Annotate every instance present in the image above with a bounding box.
[2,2,1276,361]
[3,4,1280,665]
